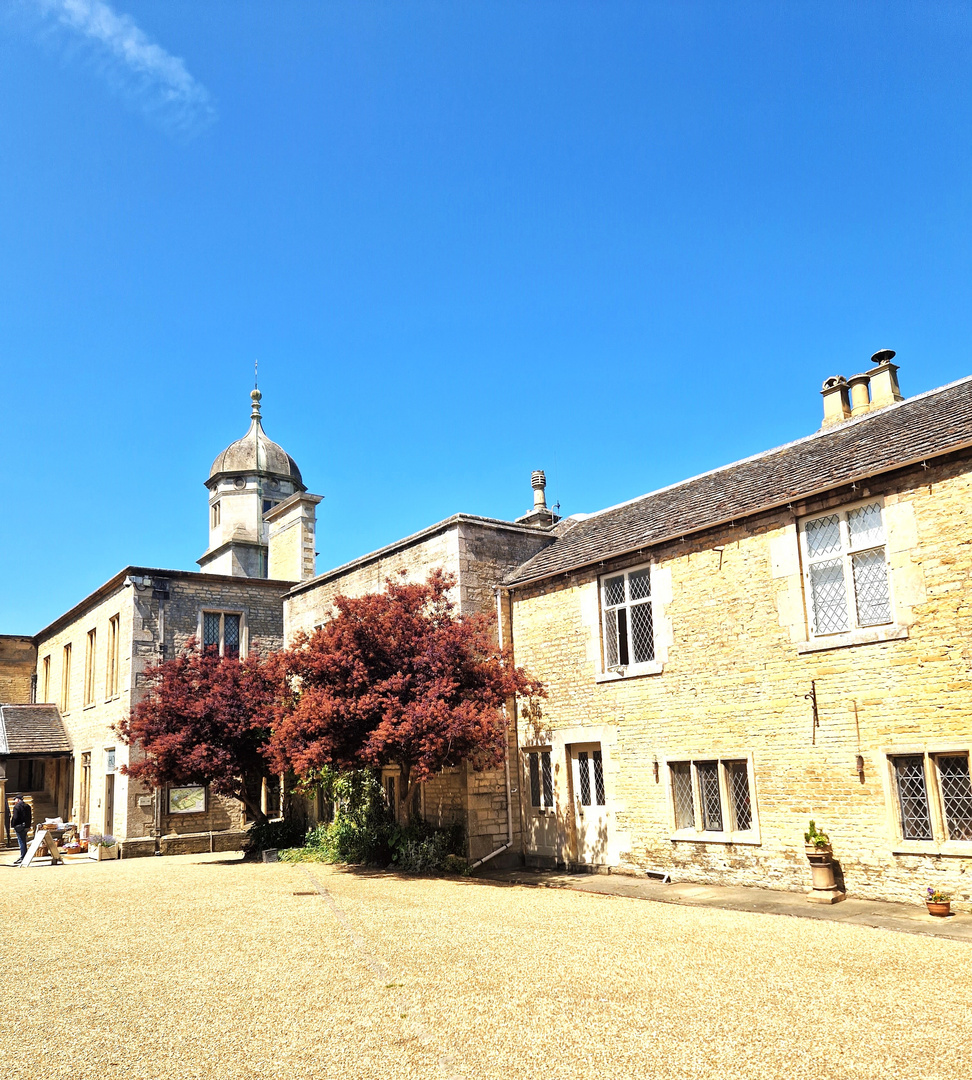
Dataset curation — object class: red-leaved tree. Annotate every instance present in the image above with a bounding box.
[267,570,543,811]
[116,643,276,824]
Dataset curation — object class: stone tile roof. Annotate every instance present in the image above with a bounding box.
[506,375,972,587]
[0,705,72,757]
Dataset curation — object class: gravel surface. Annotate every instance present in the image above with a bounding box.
[1,852,969,1079]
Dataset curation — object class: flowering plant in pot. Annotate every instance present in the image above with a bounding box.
[925,886,952,917]
[87,833,119,861]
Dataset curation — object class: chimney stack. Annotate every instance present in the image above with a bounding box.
[820,349,902,428]
[820,376,851,428]
[867,349,903,409]
[515,470,558,528]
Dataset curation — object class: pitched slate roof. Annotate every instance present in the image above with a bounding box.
[506,375,972,587]
[0,705,72,757]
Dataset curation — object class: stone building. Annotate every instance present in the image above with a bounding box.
[501,353,972,904]
[3,389,309,856]
[281,478,560,866]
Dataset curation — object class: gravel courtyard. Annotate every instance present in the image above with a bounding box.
[1,853,969,1080]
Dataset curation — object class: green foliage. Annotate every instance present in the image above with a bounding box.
[388,820,467,874]
[804,819,831,848]
[927,885,952,904]
[244,817,306,858]
[279,769,468,874]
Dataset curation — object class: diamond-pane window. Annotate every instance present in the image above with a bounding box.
[224,615,241,657]
[726,761,752,831]
[852,550,891,626]
[578,752,591,806]
[201,612,243,657]
[809,560,850,634]
[203,613,221,649]
[601,565,654,671]
[803,504,893,636]
[671,763,694,830]
[529,753,541,807]
[629,568,651,601]
[670,759,756,838]
[592,750,606,806]
[541,751,553,808]
[806,514,841,557]
[629,604,654,664]
[938,755,972,842]
[604,575,626,607]
[697,762,723,832]
[847,503,885,548]
[894,756,933,841]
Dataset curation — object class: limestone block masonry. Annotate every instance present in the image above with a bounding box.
[509,452,972,906]
[33,567,290,856]
[283,514,556,865]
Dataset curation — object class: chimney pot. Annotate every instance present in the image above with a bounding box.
[820,375,851,428]
[870,349,896,366]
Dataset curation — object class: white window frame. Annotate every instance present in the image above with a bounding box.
[597,561,662,680]
[800,499,895,640]
[665,754,760,845]
[198,610,246,657]
[882,747,972,856]
[524,748,555,813]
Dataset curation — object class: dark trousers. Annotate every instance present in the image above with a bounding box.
[14,825,28,860]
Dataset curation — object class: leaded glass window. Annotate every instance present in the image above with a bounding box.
[939,756,972,842]
[201,612,243,657]
[893,755,933,841]
[578,751,591,806]
[726,760,752,831]
[669,758,756,837]
[601,565,654,670]
[697,761,723,832]
[803,503,892,636]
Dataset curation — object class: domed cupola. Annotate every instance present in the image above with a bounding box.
[198,388,309,579]
[208,389,305,489]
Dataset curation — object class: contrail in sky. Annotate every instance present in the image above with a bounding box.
[22,0,216,136]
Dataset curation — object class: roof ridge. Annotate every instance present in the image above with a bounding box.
[580,374,972,524]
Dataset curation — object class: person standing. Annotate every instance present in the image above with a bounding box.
[11,796,31,865]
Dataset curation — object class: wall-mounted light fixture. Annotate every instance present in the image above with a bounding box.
[856,754,865,783]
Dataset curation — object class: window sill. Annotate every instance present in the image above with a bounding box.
[596,661,664,683]
[83,702,97,711]
[892,841,972,858]
[796,624,909,655]
[670,829,761,846]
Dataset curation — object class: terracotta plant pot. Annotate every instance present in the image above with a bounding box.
[926,901,951,917]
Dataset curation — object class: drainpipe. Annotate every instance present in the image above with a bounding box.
[468,587,515,871]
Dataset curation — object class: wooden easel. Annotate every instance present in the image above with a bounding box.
[21,830,62,867]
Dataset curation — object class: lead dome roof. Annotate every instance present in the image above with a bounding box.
[208,390,305,488]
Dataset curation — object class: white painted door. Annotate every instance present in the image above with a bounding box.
[570,743,609,865]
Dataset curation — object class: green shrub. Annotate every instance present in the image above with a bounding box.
[244,816,306,858]
[279,770,467,874]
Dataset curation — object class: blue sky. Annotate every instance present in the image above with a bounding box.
[2,1,971,632]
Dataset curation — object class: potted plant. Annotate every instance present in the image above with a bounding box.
[926,886,952,917]
[87,833,119,861]
[804,820,843,903]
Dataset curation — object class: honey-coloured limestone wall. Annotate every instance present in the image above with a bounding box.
[0,636,37,704]
[508,452,972,907]
[284,514,555,864]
